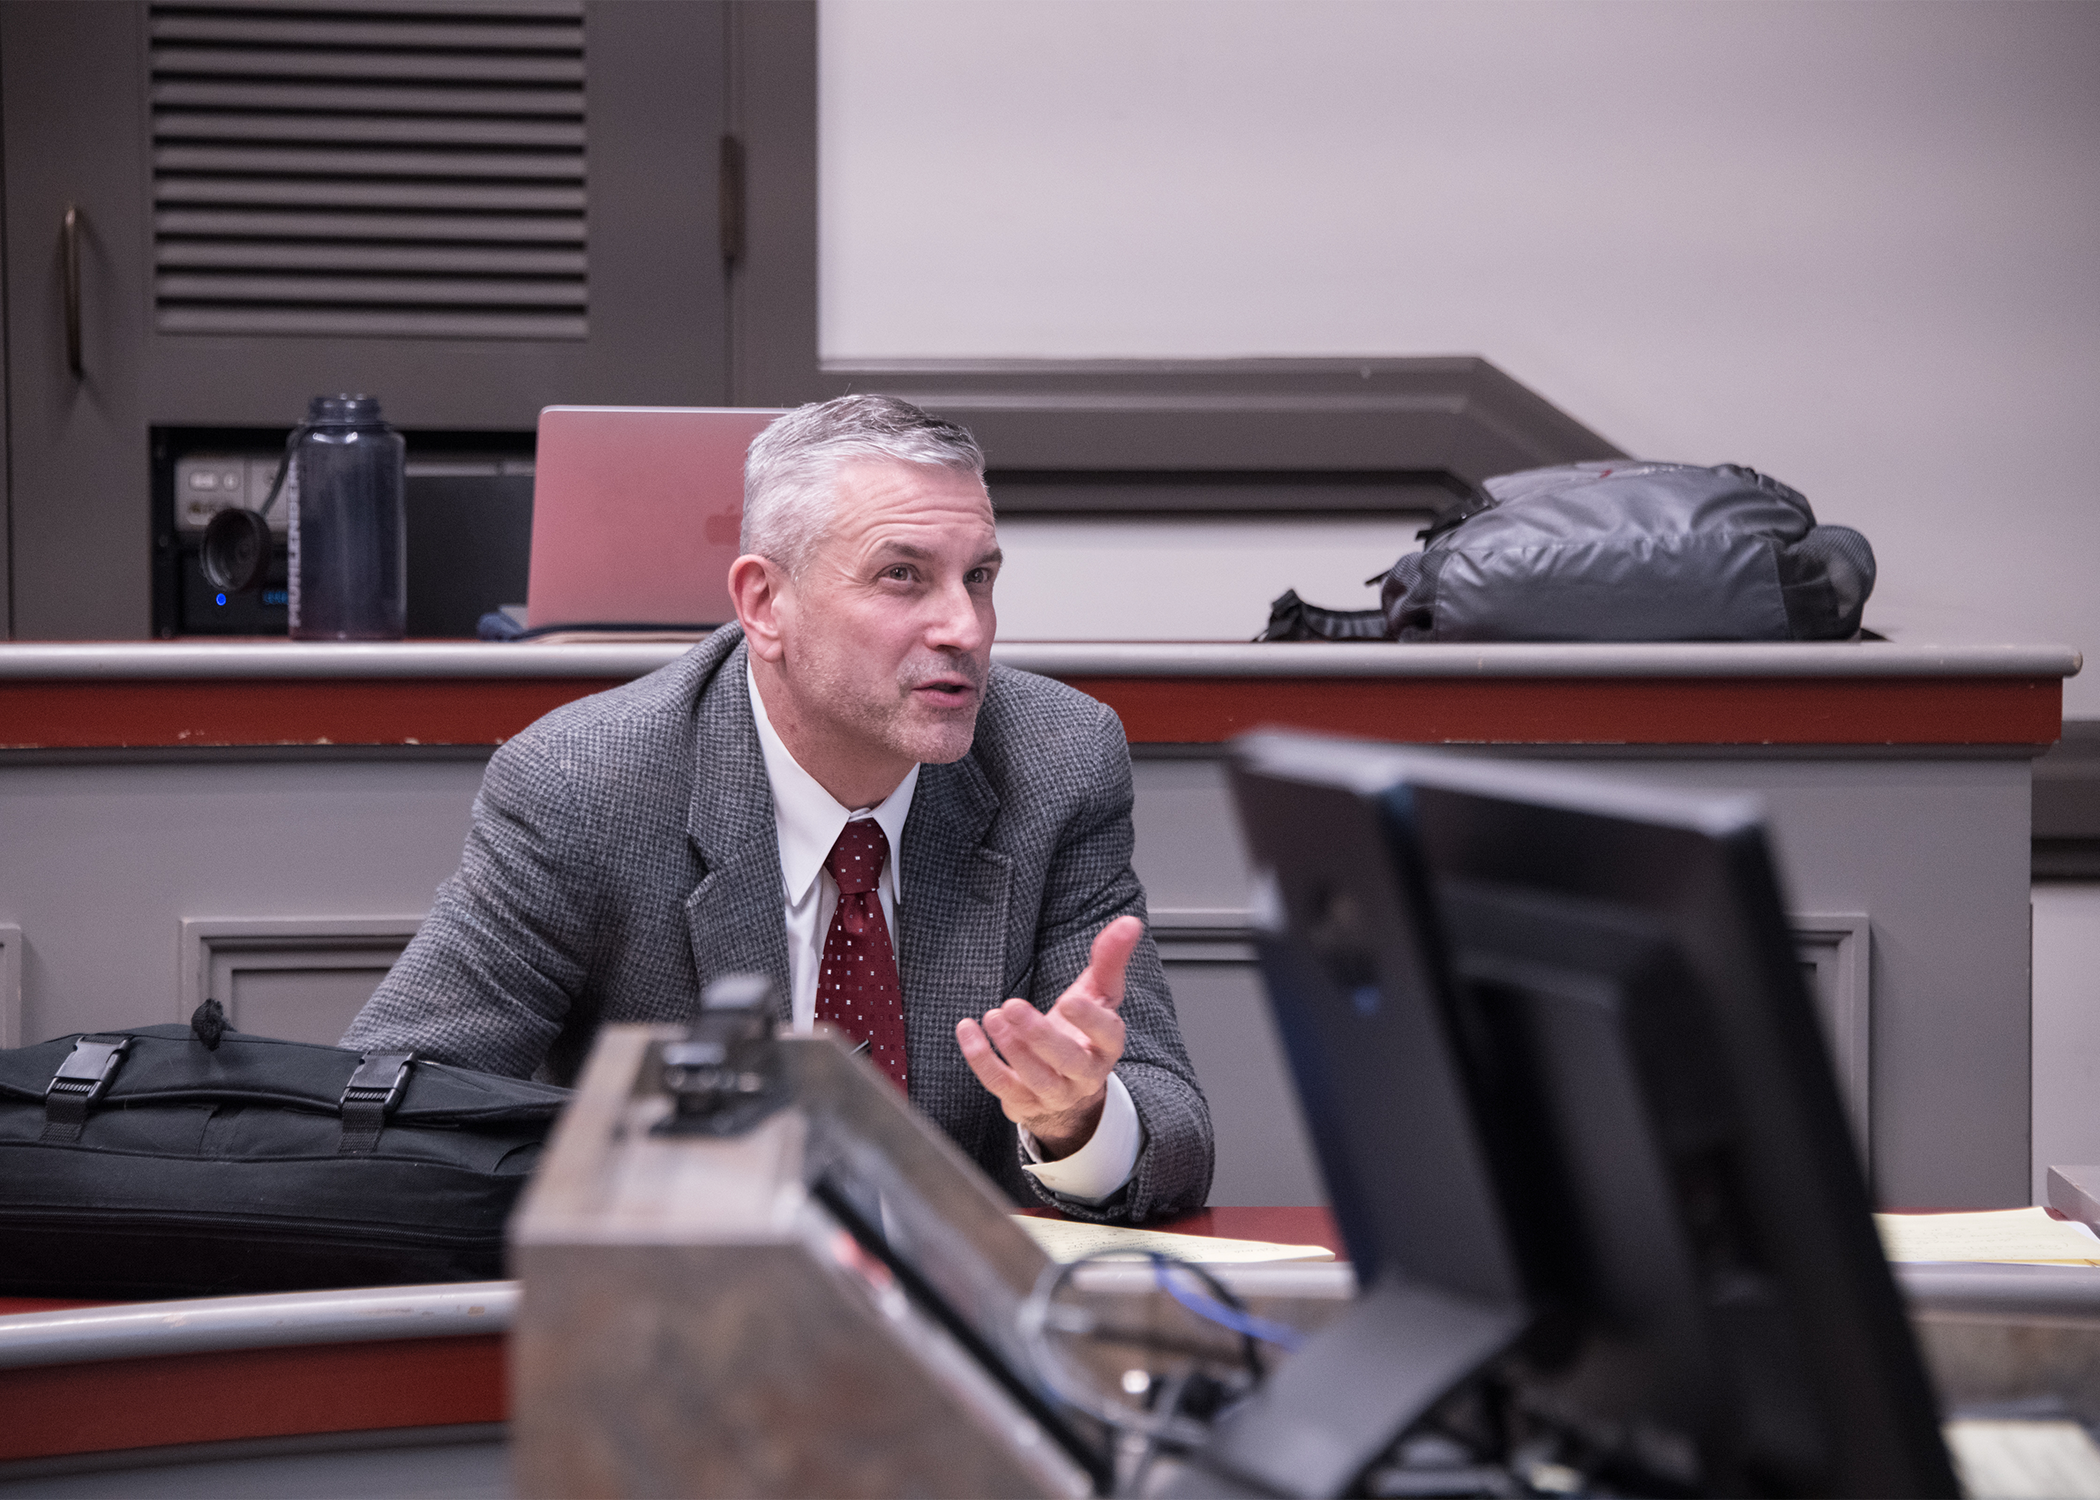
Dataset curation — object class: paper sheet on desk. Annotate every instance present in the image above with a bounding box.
[1876,1207,2100,1265]
[1014,1216,1336,1264]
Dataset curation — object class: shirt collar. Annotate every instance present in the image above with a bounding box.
[747,659,918,906]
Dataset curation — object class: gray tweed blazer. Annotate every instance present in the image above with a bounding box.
[342,626,1213,1222]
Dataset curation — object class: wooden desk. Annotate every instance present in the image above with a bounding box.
[0,1303,505,1465]
[14,1210,2100,1481]
[0,638,2070,749]
[0,638,2076,1207]
[0,1207,1343,1467]
[1024,1204,1348,1260]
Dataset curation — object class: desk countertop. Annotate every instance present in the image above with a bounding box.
[0,637,2082,681]
[0,1205,1344,1466]
[11,1207,2100,1471]
[0,637,2078,749]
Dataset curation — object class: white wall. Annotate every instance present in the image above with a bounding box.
[822,0,2100,699]
[993,514,1421,640]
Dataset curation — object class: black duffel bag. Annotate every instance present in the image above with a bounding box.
[1261,460,1876,644]
[0,1012,568,1298]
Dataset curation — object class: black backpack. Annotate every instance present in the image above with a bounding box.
[0,1017,568,1297]
[1262,461,1876,644]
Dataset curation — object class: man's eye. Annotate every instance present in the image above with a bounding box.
[883,565,914,581]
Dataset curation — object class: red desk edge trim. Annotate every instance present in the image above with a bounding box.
[0,674,2062,749]
[0,1335,507,1463]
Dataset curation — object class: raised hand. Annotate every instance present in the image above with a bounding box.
[955,915,1141,1158]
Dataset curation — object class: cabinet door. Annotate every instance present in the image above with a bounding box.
[1,0,732,638]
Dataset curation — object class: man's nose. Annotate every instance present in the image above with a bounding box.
[924,576,989,652]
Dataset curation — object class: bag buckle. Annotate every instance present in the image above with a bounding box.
[338,1051,413,1156]
[42,1034,132,1142]
[343,1051,414,1113]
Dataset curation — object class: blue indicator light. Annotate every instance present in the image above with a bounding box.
[215,592,228,606]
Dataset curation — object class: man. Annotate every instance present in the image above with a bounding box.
[343,395,1212,1222]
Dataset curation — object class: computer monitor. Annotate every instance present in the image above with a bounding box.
[1206,732,1955,1499]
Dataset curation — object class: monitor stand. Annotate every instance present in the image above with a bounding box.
[1170,1277,1531,1499]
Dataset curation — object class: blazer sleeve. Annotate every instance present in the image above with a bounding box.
[340,729,603,1079]
[1017,705,1215,1223]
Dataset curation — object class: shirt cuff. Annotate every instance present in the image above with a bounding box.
[1020,1073,1144,1206]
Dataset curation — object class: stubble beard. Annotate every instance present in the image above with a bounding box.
[800,642,986,770]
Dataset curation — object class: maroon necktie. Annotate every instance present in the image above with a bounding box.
[815,819,909,1091]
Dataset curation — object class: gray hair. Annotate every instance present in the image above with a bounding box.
[741,394,986,574]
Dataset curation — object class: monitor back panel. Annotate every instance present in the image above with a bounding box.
[526,406,785,630]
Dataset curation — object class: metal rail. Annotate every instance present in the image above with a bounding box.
[0,639,2079,681]
[0,1282,516,1370]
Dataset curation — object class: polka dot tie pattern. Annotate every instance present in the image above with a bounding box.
[815,818,909,1092]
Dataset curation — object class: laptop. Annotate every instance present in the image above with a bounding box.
[525,406,786,633]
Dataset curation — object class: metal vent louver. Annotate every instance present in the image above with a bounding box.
[150,0,586,340]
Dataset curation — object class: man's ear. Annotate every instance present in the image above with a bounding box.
[728,553,789,662]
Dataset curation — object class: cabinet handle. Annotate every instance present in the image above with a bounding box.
[61,203,82,378]
[719,135,745,267]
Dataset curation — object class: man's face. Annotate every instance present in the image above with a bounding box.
[776,459,1000,770]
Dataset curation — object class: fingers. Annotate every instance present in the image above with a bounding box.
[959,918,1144,1127]
[1056,995,1127,1055]
[1020,995,1127,1073]
[960,1007,1090,1106]
[986,1000,1092,1093]
[956,1016,1032,1103]
[962,998,1114,1114]
[1075,915,1144,1012]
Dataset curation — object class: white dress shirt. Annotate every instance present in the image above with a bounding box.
[746,663,1141,1204]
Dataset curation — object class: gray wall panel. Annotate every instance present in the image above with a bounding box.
[1550,755,2032,1208]
[2034,885,2100,1200]
[0,744,2034,1209]
[1128,754,1258,920]
[1161,951,1323,1208]
[1130,752,2035,1209]
[0,755,484,1043]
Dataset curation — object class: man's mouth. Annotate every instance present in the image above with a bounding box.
[910,676,979,706]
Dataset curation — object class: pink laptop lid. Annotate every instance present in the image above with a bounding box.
[526,406,786,629]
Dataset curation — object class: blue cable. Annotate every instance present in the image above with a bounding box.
[1150,1254,1306,1353]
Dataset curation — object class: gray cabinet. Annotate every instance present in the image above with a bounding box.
[1,0,736,639]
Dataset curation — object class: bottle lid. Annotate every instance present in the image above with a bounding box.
[307,394,386,425]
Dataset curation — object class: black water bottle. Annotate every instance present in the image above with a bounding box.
[288,394,406,640]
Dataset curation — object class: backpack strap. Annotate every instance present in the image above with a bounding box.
[1415,482,1496,546]
[339,1051,414,1156]
[1256,589,1387,643]
[42,1034,133,1143]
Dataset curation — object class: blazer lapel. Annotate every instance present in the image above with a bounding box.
[898,752,1012,1083]
[683,638,794,1027]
